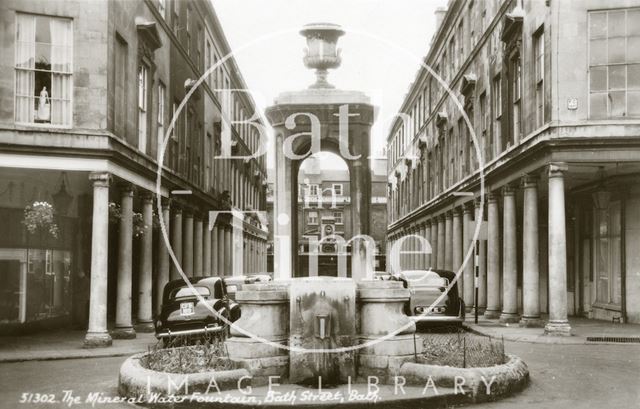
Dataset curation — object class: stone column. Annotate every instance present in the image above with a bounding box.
[273,131,294,279]
[419,223,426,270]
[225,283,289,385]
[462,204,474,310]
[484,193,501,319]
[452,208,462,277]
[194,216,203,276]
[521,175,542,327]
[444,211,453,271]
[137,192,154,331]
[113,184,135,339]
[500,185,519,323]
[430,219,438,269]
[358,280,420,382]
[203,218,211,276]
[84,172,112,348]
[217,225,225,275]
[211,225,218,276]
[424,221,432,268]
[437,215,445,269]
[545,163,572,336]
[232,216,244,277]
[156,200,170,314]
[182,211,194,277]
[475,200,487,313]
[224,226,232,275]
[170,207,182,280]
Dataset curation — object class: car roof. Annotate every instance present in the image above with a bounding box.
[163,276,223,292]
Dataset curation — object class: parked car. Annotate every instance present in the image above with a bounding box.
[394,269,465,325]
[155,277,240,344]
[225,274,272,300]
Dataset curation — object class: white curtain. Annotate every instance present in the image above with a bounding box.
[50,18,72,125]
[15,14,35,123]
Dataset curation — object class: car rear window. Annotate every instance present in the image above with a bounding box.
[170,286,210,300]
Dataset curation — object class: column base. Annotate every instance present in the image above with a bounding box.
[111,327,136,339]
[470,306,486,316]
[499,312,520,324]
[519,316,543,328]
[483,309,501,319]
[135,321,155,333]
[83,331,112,348]
[544,320,572,336]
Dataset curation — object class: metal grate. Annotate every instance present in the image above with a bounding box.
[586,336,640,343]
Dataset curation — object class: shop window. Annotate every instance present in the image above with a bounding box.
[0,249,71,324]
[594,200,622,306]
[15,13,73,126]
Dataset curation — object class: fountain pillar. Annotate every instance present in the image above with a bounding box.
[225,283,290,385]
[357,280,421,383]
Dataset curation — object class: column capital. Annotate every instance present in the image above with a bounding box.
[118,183,135,196]
[521,174,539,188]
[438,214,446,222]
[161,197,171,208]
[548,162,569,178]
[140,190,154,203]
[89,172,110,187]
[502,184,516,196]
[425,219,432,227]
[463,202,474,214]
[445,210,453,220]
[487,192,499,203]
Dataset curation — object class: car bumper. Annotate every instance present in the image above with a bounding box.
[155,324,224,339]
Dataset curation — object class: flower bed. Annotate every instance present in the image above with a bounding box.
[141,340,235,374]
[421,332,505,368]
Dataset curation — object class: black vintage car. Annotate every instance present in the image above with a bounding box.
[394,269,465,326]
[155,277,240,343]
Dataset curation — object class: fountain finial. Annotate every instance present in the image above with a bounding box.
[300,23,345,89]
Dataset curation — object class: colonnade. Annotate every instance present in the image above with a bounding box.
[83,172,268,347]
[386,163,572,335]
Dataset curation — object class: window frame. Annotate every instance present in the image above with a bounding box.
[307,211,318,225]
[14,13,74,128]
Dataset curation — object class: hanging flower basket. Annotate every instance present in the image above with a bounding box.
[23,201,59,238]
[109,202,149,238]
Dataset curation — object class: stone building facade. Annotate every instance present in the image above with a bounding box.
[0,0,267,344]
[386,0,640,332]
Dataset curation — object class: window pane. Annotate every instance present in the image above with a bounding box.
[608,37,626,63]
[608,65,626,90]
[627,91,640,116]
[628,9,640,35]
[590,12,607,38]
[610,90,626,117]
[590,38,607,65]
[589,92,608,118]
[608,11,626,38]
[590,66,607,91]
[627,36,640,62]
[628,64,640,88]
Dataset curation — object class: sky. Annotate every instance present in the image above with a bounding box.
[212,0,447,169]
